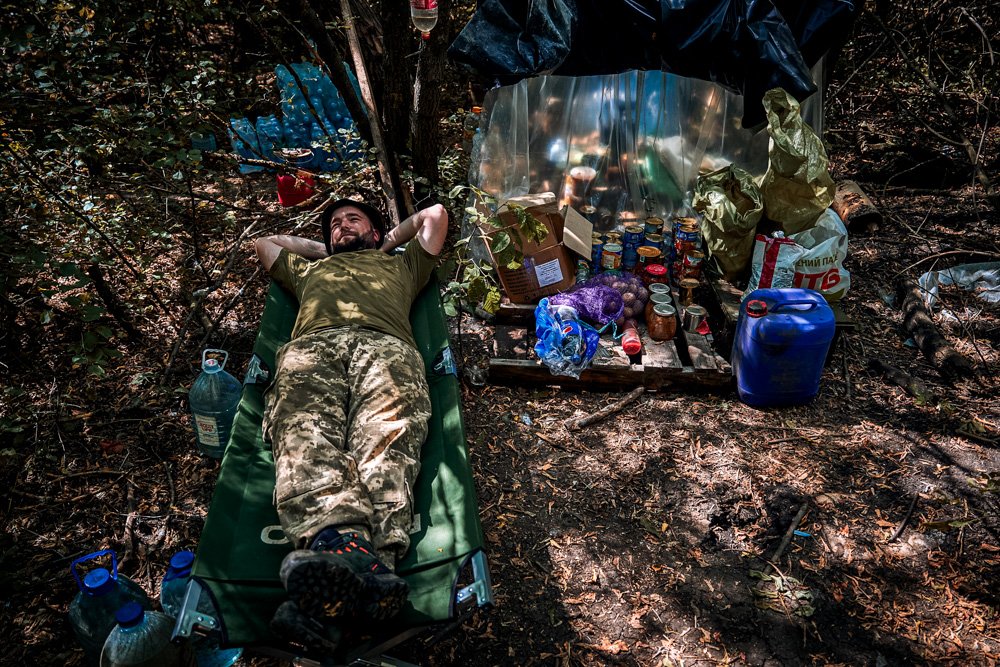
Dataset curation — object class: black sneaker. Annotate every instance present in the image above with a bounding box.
[279,530,409,622]
[270,600,342,654]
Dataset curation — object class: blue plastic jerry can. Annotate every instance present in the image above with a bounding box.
[731,288,836,407]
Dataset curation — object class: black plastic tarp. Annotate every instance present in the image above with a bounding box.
[448,0,857,125]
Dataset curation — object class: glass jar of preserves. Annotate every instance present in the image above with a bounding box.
[648,303,678,341]
[645,291,672,322]
[643,263,669,288]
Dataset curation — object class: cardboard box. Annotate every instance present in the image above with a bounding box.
[479,193,594,304]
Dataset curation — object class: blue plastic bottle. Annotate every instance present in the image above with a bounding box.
[227,119,264,174]
[188,349,242,459]
[161,551,242,667]
[255,115,284,169]
[731,288,836,407]
[101,602,193,667]
[68,550,153,666]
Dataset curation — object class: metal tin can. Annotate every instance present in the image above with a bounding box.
[604,231,623,246]
[644,233,664,251]
[601,243,623,270]
[683,304,707,333]
[591,239,604,270]
[683,250,705,280]
[673,217,700,260]
[644,216,664,237]
[623,225,645,247]
[622,251,638,271]
[635,246,662,273]
[580,205,598,223]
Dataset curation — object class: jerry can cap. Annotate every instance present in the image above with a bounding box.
[746,300,768,317]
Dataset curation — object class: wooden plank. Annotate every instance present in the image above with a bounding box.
[496,301,536,325]
[487,357,732,391]
[640,337,683,370]
[493,324,532,360]
[710,277,744,324]
[591,335,632,368]
[710,276,856,330]
[683,331,719,371]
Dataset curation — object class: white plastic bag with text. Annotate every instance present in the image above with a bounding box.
[789,209,850,301]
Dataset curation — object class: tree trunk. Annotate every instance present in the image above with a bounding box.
[411,0,456,182]
[381,0,415,156]
[895,278,976,382]
[293,0,373,147]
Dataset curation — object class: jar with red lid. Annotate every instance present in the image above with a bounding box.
[643,263,669,287]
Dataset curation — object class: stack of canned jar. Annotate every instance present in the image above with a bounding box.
[584,215,680,286]
[670,216,705,286]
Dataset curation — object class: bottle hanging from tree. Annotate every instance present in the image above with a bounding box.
[409,0,438,40]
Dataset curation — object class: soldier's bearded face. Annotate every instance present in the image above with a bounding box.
[329,206,380,253]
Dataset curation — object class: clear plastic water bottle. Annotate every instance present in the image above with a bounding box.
[409,0,438,39]
[188,349,242,459]
[101,602,193,667]
[68,550,153,666]
[161,551,243,667]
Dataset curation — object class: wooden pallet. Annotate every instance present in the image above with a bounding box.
[489,303,732,391]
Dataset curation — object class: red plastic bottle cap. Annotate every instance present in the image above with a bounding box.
[746,300,768,318]
[622,338,641,355]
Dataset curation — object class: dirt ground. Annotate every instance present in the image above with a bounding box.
[3,25,1000,667]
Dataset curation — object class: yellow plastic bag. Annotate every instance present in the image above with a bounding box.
[693,163,764,281]
[758,88,836,234]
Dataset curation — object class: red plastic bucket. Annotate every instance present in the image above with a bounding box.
[276,173,316,207]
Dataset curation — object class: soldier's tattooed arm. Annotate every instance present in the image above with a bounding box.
[254,235,328,271]
[380,204,448,256]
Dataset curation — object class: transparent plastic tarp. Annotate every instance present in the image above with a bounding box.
[470,67,823,234]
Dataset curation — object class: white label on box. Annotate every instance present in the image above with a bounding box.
[534,257,564,288]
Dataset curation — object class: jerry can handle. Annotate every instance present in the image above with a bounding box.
[202,349,229,371]
[770,300,819,313]
[71,549,117,591]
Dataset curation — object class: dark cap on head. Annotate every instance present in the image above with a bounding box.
[321,198,387,254]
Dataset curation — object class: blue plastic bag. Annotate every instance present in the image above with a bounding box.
[533,298,600,379]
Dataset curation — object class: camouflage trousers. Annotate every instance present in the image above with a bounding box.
[262,325,430,569]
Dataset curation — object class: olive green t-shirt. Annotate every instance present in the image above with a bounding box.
[269,241,438,348]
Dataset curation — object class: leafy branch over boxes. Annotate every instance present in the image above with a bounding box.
[442,187,552,317]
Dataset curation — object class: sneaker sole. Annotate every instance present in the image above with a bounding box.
[285,558,364,620]
[359,572,409,621]
[270,601,341,653]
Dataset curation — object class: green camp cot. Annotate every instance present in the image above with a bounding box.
[170,277,493,665]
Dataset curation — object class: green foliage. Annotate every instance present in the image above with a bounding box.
[442,186,548,317]
[0,0,275,379]
[71,325,123,377]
